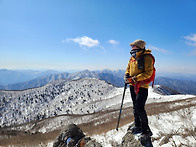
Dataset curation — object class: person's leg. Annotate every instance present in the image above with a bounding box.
[135,87,151,134]
[130,86,141,127]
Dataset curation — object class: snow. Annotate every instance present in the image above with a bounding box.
[92,125,128,147]
[47,142,54,147]
[0,78,195,146]
[83,84,196,147]
[92,106,196,147]
[0,78,115,127]
[147,86,195,103]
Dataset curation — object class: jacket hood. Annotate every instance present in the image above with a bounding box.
[135,49,151,59]
[144,49,152,54]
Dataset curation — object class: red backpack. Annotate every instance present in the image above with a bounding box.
[143,54,156,87]
[133,54,156,94]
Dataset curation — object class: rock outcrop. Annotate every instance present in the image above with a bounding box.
[53,124,102,147]
[53,123,145,147]
[121,131,143,147]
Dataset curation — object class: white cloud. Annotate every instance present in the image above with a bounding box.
[184,33,196,42]
[108,40,119,45]
[66,36,99,48]
[184,33,196,56]
[148,45,168,53]
[184,33,196,47]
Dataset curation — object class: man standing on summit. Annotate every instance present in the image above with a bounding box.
[124,39,154,139]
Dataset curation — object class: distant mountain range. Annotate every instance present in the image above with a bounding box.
[0,69,59,85]
[154,77,196,95]
[0,69,196,95]
[0,69,125,90]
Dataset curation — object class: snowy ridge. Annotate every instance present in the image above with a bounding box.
[0,78,195,128]
[152,85,180,95]
[0,78,115,127]
[0,78,195,147]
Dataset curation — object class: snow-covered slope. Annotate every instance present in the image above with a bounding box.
[0,78,195,147]
[0,78,195,128]
[0,78,115,127]
[92,105,196,147]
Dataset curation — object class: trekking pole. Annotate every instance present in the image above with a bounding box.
[116,83,127,131]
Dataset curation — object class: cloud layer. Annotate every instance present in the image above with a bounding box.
[149,45,168,53]
[184,33,196,47]
[66,36,99,48]
[65,36,120,51]
[184,33,196,55]
[108,40,119,45]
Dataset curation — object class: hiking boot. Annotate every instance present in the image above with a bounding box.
[140,130,153,139]
[139,131,153,147]
[128,126,142,134]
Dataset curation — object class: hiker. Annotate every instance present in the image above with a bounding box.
[124,39,154,138]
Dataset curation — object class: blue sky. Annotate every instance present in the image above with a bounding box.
[0,0,196,74]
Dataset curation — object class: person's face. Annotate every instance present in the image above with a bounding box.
[131,45,140,50]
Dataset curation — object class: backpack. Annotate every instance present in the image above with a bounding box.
[142,54,156,87]
[133,54,156,94]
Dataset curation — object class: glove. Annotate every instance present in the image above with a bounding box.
[124,73,132,84]
[124,74,137,84]
[131,76,137,83]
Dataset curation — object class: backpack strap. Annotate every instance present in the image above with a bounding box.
[133,53,156,93]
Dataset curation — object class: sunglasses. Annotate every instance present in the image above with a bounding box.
[131,45,140,48]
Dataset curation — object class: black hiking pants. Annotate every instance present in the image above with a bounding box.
[130,85,150,133]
